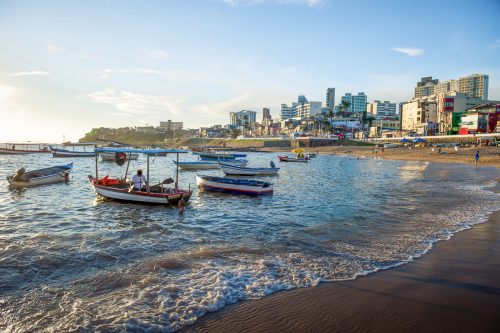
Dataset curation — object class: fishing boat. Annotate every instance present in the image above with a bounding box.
[219,161,279,176]
[278,156,309,163]
[0,143,51,154]
[195,175,273,195]
[278,147,309,162]
[100,151,139,161]
[89,148,192,206]
[51,143,96,157]
[7,163,73,187]
[173,159,248,170]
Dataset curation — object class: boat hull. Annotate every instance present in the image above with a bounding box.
[0,148,50,155]
[89,176,192,205]
[220,164,279,176]
[278,156,308,163]
[195,175,273,195]
[7,163,72,187]
[174,159,248,170]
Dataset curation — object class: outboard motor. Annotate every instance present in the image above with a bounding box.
[13,168,25,181]
[270,161,276,168]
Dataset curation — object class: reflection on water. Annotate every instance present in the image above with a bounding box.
[0,153,498,332]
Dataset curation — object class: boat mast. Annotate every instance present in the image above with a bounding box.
[146,154,150,192]
[95,151,99,181]
[175,152,179,191]
[124,152,132,181]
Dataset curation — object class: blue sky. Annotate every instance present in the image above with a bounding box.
[1,0,499,141]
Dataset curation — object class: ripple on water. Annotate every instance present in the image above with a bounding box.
[0,153,498,332]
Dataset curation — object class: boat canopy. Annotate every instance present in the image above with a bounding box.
[95,147,189,155]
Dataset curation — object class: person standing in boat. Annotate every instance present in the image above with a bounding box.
[132,169,147,191]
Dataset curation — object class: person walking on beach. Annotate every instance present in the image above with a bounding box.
[474,150,479,165]
[132,169,147,191]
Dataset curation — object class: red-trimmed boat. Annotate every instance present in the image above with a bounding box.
[89,148,192,206]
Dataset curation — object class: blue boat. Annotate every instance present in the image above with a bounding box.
[195,175,273,195]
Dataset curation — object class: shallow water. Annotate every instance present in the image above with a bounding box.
[0,152,498,332]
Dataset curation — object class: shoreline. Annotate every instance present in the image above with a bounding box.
[245,145,500,167]
[182,194,500,332]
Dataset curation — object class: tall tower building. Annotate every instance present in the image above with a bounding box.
[326,88,335,111]
[262,107,271,121]
[457,74,488,100]
[414,76,439,98]
[340,92,367,113]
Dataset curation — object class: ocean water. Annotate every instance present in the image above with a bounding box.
[0,152,498,332]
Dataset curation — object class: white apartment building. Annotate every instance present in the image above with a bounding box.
[366,100,397,118]
[401,96,438,135]
[229,110,257,126]
[280,96,322,120]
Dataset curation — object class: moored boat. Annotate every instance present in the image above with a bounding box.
[51,143,96,157]
[196,175,273,195]
[219,161,279,176]
[89,148,192,206]
[7,163,73,187]
[278,156,309,163]
[0,143,51,154]
[173,159,248,170]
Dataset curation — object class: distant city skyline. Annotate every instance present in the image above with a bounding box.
[1,0,499,141]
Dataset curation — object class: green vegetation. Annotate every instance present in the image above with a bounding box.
[80,127,191,146]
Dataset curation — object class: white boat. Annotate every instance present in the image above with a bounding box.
[219,162,279,176]
[196,175,273,195]
[7,163,73,187]
[100,152,139,161]
[0,143,51,154]
[278,155,309,163]
[89,148,192,206]
[173,159,248,170]
[51,143,96,157]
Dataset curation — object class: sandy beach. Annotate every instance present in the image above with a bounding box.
[255,145,500,167]
[182,209,500,333]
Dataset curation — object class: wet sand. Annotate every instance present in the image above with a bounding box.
[183,210,500,333]
[256,145,500,167]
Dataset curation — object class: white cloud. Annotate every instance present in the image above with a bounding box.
[87,89,186,116]
[391,47,424,57]
[144,49,169,59]
[8,70,50,77]
[220,0,325,7]
[102,68,168,76]
[47,44,64,54]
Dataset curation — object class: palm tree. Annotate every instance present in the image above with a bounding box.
[339,100,351,117]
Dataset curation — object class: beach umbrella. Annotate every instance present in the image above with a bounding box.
[400,138,410,143]
[413,138,426,143]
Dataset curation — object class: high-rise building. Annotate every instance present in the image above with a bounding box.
[457,74,489,100]
[366,100,397,118]
[326,88,335,111]
[279,95,321,120]
[262,107,271,121]
[279,104,295,120]
[229,110,257,126]
[415,74,489,100]
[414,76,439,98]
[340,92,367,113]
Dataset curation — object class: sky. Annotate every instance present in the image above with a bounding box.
[0,0,499,142]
